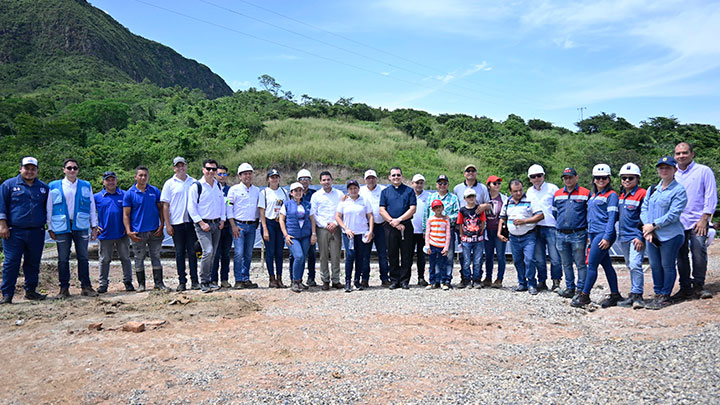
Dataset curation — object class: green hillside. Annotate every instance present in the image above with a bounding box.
[0,0,232,98]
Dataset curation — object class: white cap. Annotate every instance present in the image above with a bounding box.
[172,156,186,166]
[237,162,253,174]
[463,188,477,197]
[411,174,425,183]
[297,169,312,180]
[528,164,545,177]
[289,182,303,191]
[592,164,612,176]
[364,169,377,179]
[21,156,38,166]
[619,163,641,177]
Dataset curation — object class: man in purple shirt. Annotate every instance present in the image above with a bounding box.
[673,142,717,300]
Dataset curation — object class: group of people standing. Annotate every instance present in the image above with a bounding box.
[0,141,716,309]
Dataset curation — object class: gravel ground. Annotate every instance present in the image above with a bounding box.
[0,246,719,404]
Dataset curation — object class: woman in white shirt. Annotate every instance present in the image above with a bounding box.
[259,169,289,288]
[335,180,374,292]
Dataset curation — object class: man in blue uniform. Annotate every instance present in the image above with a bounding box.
[0,157,49,304]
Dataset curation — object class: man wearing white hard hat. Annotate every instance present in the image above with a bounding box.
[359,169,390,287]
[615,163,648,307]
[411,174,430,286]
[0,157,50,304]
[227,163,260,289]
[526,164,561,292]
[288,169,317,287]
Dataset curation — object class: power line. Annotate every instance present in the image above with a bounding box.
[132,0,495,103]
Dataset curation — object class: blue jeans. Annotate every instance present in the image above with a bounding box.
[212,225,232,282]
[1,227,44,297]
[262,220,285,278]
[172,222,198,285]
[619,239,645,294]
[287,236,310,281]
[534,226,562,282]
[646,233,684,296]
[289,244,316,281]
[484,231,506,280]
[677,229,708,289]
[370,224,390,281]
[233,222,257,282]
[445,229,457,282]
[510,232,537,288]
[556,230,588,291]
[343,233,370,283]
[462,241,484,281]
[583,232,618,294]
[56,229,91,288]
[427,245,448,284]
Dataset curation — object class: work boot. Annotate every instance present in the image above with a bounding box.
[332,282,343,289]
[536,281,548,292]
[571,292,591,307]
[200,283,213,293]
[124,282,136,292]
[176,283,187,292]
[473,279,484,289]
[693,285,713,299]
[645,294,671,310]
[345,280,352,293]
[551,279,561,291]
[96,285,108,294]
[291,280,303,293]
[276,276,286,289]
[81,286,99,297]
[268,275,279,289]
[381,280,391,287]
[600,292,624,308]
[457,279,469,289]
[670,287,694,303]
[190,281,201,290]
[136,272,146,292]
[492,279,503,288]
[557,288,575,298]
[513,285,528,292]
[24,289,47,301]
[1,295,12,304]
[306,278,318,287]
[220,280,232,289]
[618,293,642,307]
[152,269,172,291]
[483,277,492,287]
[322,282,330,291]
[417,278,428,287]
[361,279,370,289]
[57,287,71,299]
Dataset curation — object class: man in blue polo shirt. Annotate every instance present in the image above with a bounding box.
[379,167,417,289]
[552,167,591,299]
[95,171,134,293]
[0,157,49,304]
[123,166,170,292]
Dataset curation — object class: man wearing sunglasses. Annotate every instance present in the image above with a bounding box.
[526,164,561,292]
[187,159,226,293]
[212,165,233,288]
[160,156,199,292]
[227,162,260,289]
[47,158,99,298]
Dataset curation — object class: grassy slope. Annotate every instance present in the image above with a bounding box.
[223,118,478,186]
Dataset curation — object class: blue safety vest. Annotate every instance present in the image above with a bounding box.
[49,179,92,233]
[285,199,312,239]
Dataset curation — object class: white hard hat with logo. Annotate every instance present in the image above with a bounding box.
[592,164,612,176]
[237,162,254,174]
[618,163,641,177]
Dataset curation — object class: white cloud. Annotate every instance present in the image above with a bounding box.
[230,80,251,91]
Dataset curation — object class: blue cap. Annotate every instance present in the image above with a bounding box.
[561,167,578,177]
[346,179,359,188]
[267,168,280,178]
[656,156,677,167]
[102,171,117,180]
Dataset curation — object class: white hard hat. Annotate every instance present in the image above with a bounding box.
[289,182,303,191]
[527,164,545,177]
[364,169,377,179]
[296,169,312,180]
[619,163,641,177]
[412,174,425,183]
[237,162,253,174]
[592,164,612,176]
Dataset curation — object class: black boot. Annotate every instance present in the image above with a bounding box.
[345,280,352,293]
[153,269,171,291]
[600,292,624,308]
[136,271,146,292]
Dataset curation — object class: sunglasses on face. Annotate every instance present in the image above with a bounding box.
[594,176,609,181]
[65,166,79,171]
[390,174,402,177]
[437,182,448,186]
[529,174,542,179]
[299,177,311,181]
[620,176,636,181]
[488,182,501,186]
[217,173,228,177]
[204,167,218,171]
[465,169,476,173]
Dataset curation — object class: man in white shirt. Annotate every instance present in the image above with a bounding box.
[226,163,260,289]
[160,156,198,292]
[47,158,99,298]
[311,171,345,290]
[411,174,430,286]
[359,169,390,287]
[526,164,562,291]
[187,159,226,293]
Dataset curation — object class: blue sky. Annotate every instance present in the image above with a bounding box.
[91,0,720,130]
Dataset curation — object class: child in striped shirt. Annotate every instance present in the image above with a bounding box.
[425,199,451,290]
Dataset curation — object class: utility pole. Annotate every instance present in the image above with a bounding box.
[577,107,587,121]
